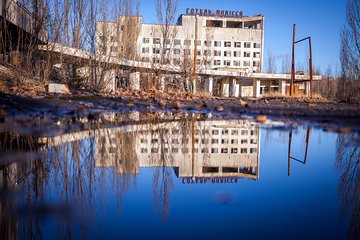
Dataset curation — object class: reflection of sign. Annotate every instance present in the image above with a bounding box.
[182,177,239,184]
[186,8,243,18]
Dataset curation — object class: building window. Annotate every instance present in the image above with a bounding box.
[181,148,189,153]
[231,148,238,154]
[224,41,231,47]
[231,130,239,135]
[221,148,228,154]
[222,129,229,135]
[231,139,238,144]
[253,61,260,67]
[254,42,261,48]
[184,40,191,46]
[143,37,150,43]
[141,148,148,153]
[174,48,181,55]
[243,61,250,67]
[234,42,241,48]
[184,49,191,55]
[253,52,261,58]
[153,48,160,54]
[110,46,118,52]
[244,42,251,48]
[174,39,181,45]
[211,139,219,144]
[211,148,219,154]
[233,60,241,66]
[241,139,248,144]
[250,139,257,144]
[173,59,181,65]
[151,148,159,153]
[214,41,222,47]
[244,51,251,58]
[197,50,202,56]
[196,59,201,65]
[142,48,149,53]
[214,60,221,66]
[221,139,229,144]
[202,139,209,144]
[141,138,148,143]
[251,130,258,136]
[204,41,212,47]
[165,39,171,45]
[214,50,222,56]
[110,36,117,42]
[250,148,257,153]
[194,40,201,46]
[204,50,211,56]
[153,38,161,44]
[241,130,248,135]
[241,148,247,153]
[233,51,241,57]
[172,148,179,153]
[212,130,219,135]
[201,148,209,153]
[224,51,231,57]
[224,60,231,66]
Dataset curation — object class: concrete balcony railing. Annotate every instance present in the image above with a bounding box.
[0,0,48,43]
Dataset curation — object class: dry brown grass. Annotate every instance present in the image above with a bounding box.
[260,92,329,102]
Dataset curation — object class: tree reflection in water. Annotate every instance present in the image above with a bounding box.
[336,133,360,240]
[4,113,359,239]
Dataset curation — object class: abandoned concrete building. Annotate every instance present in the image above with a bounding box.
[96,10,320,97]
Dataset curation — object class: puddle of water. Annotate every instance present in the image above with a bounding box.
[0,112,359,239]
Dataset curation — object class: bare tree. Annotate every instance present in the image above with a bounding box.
[281,54,291,74]
[339,0,360,102]
[153,0,179,90]
[265,49,277,73]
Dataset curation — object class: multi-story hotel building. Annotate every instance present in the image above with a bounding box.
[96,9,264,74]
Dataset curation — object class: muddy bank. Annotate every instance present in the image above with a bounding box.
[0,92,359,132]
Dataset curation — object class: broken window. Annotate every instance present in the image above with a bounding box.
[226,21,243,28]
[214,41,222,47]
[234,42,241,48]
[224,41,231,47]
[244,52,251,58]
[206,20,223,27]
[224,60,231,66]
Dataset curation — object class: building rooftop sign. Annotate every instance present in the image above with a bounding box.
[186,8,243,18]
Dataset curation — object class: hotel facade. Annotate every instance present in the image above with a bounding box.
[96,10,264,74]
[95,9,319,97]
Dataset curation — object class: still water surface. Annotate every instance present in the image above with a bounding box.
[0,113,359,239]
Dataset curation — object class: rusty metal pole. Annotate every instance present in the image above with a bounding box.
[304,128,311,164]
[193,15,198,93]
[191,118,195,178]
[288,129,292,176]
[309,37,313,98]
[291,24,296,96]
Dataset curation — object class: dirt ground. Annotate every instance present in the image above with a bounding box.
[1,90,359,134]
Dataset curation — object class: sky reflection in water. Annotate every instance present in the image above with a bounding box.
[0,113,359,239]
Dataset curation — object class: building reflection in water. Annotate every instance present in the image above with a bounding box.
[94,118,261,181]
[4,113,359,239]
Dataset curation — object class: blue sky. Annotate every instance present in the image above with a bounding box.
[138,0,347,73]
